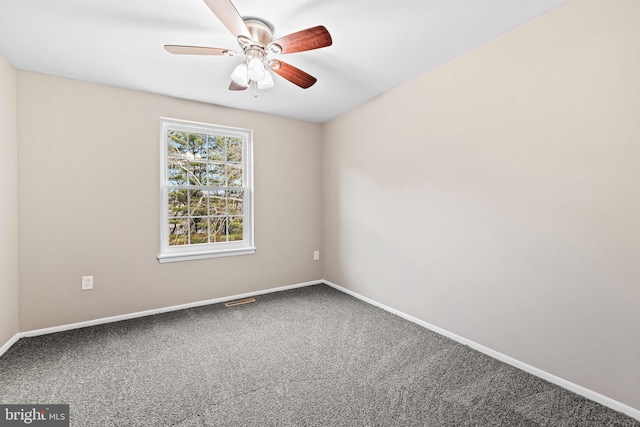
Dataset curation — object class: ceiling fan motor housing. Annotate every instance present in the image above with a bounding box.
[241,17,275,47]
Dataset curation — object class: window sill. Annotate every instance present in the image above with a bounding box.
[158,247,256,263]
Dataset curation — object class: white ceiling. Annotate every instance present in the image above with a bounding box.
[0,0,567,123]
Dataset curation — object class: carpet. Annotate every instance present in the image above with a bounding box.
[1,284,638,426]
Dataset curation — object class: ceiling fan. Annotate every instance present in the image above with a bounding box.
[165,0,333,93]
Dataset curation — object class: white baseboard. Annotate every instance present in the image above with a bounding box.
[323,280,640,422]
[3,279,322,344]
[0,333,20,359]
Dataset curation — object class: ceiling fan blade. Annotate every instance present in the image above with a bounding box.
[269,26,332,54]
[202,0,251,40]
[269,60,317,89]
[164,45,235,56]
[229,80,248,91]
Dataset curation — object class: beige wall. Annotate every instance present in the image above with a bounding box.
[323,0,640,410]
[0,54,19,346]
[17,72,323,331]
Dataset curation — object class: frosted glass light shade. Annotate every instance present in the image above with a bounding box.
[247,57,265,81]
[257,70,274,89]
[230,63,248,87]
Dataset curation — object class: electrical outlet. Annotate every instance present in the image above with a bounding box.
[313,250,320,261]
[81,275,94,291]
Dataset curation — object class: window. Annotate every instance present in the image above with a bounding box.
[158,118,254,263]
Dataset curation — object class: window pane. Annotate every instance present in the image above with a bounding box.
[168,189,187,217]
[188,133,207,160]
[188,161,207,186]
[227,137,242,162]
[168,160,188,185]
[168,131,188,158]
[190,217,209,244]
[168,218,189,246]
[227,164,242,187]
[207,135,225,161]
[189,190,208,217]
[227,190,244,216]
[207,163,225,187]
[209,217,228,242]
[228,217,243,241]
[209,190,226,215]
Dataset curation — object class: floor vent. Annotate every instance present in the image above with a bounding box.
[224,297,256,307]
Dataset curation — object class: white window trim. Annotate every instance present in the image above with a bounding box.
[158,117,255,263]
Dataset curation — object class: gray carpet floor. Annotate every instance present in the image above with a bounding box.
[1,284,638,426]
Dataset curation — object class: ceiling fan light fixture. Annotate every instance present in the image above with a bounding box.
[230,62,249,87]
[257,70,274,89]
[247,57,266,81]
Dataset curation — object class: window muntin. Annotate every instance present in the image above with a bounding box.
[159,118,254,263]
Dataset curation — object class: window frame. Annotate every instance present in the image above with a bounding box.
[158,117,255,263]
